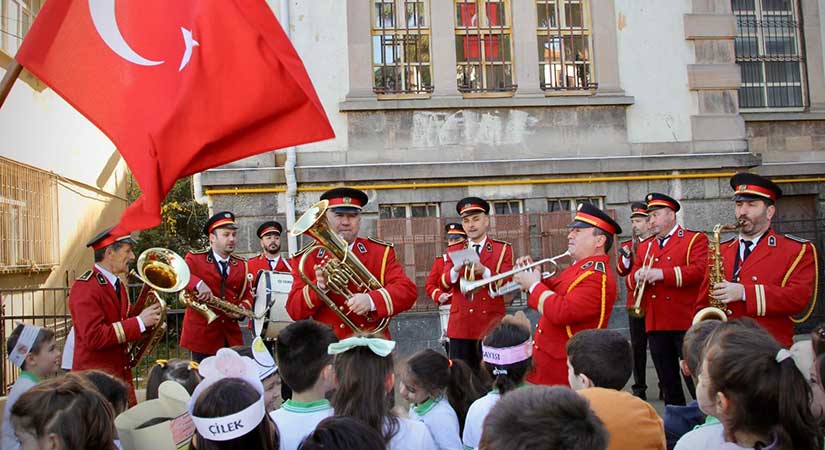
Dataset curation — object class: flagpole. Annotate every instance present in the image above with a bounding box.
[0,59,23,109]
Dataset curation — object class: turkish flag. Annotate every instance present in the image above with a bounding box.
[15,0,334,235]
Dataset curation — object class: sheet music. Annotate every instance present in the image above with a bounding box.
[449,248,480,267]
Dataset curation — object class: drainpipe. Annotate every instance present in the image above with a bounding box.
[192,172,211,208]
[280,0,299,255]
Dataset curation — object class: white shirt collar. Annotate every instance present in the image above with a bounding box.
[469,236,487,249]
[94,264,119,287]
[212,250,229,264]
[739,230,766,248]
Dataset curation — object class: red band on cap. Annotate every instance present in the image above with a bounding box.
[631,208,648,216]
[447,230,467,236]
[460,204,486,215]
[91,234,130,250]
[208,218,235,234]
[259,226,280,237]
[574,212,618,234]
[647,199,678,211]
[327,197,363,208]
[735,184,776,201]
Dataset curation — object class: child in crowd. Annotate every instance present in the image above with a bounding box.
[80,370,129,449]
[298,416,386,450]
[812,353,825,421]
[680,321,822,450]
[477,386,607,450]
[271,320,339,450]
[11,373,118,450]
[189,348,278,450]
[330,335,436,450]
[566,329,665,450]
[664,321,719,450]
[400,349,483,450]
[462,313,533,450]
[145,358,201,400]
[233,337,283,412]
[2,323,60,450]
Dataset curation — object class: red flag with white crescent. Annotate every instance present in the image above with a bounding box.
[16,0,334,234]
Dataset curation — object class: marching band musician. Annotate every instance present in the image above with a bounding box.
[68,228,163,406]
[617,202,654,400]
[425,223,467,306]
[512,202,619,386]
[696,172,817,348]
[441,197,514,371]
[629,193,708,406]
[285,187,417,339]
[247,220,292,275]
[181,211,253,362]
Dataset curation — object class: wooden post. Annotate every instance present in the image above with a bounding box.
[0,59,23,109]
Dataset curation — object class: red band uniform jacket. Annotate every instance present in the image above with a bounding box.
[425,255,450,305]
[285,237,417,339]
[616,239,634,278]
[69,268,143,404]
[247,253,292,276]
[441,238,514,340]
[181,250,253,354]
[695,229,817,348]
[527,255,617,386]
[628,226,709,332]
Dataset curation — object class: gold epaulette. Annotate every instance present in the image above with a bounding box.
[490,238,511,247]
[291,242,315,258]
[368,237,394,248]
[77,270,93,281]
[230,253,247,262]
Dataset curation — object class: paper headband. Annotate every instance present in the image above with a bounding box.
[251,337,278,380]
[328,336,396,357]
[189,348,266,442]
[10,324,43,368]
[481,339,533,366]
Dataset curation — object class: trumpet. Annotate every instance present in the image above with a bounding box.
[628,242,654,318]
[461,252,570,298]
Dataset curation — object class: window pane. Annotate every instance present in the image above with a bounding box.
[379,207,393,219]
[765,61,801,83]
[739,61,763,84]
[485,1,507,27]
[537,3,558,28]
[404,35,430,63]
[563,35,590,62]
[732,0,756,12]
[762,0,792,12]
[406,2,426,28]
[373,36,401,65]
[735,15,758,34]
[456,35,483,62]
[734,36,759,58]
[411,205,427,217]
[738,86,766,108]
[548,200,563,212]
[392,206,407,218]
[485,64,514,90]
[457,64,483,91]
[764,36,796,56]
[374,1,395,29]
[484,34,511,61]
[456,2,477,28]
[767,86,803,107]
[565,2,584,28]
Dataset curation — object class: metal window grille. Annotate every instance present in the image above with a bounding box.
[455,0,517,95]
[0,157,59,272]
[536,0,597,92]
[732,0,806,110]
[371,0,434,96]
[379,203,440,219]
[547,196,604,212]
[1,0,40,54]
[491,200,522,215]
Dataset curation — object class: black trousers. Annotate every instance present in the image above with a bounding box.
[628,314,649,398]
[449,338,482,373]
[648,331,696,406]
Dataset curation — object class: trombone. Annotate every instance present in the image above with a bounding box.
[460,252,570,298]
[628,242,654,318]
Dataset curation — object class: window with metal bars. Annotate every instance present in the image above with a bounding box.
[371,0,433,97]
[454,0,516,95]
[490,200,522,215]
[547,197,603,212]
[732,0,806,110]
[1,0,42,54]
[379,203,440,219]
[536,0,597,92]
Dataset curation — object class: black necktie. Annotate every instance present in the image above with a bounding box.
[741,240,754,262]
[219,261,228,297]
[114,279,122,300]
[473,244,481,255]
[268,258,276,270]
[658,235,670,249]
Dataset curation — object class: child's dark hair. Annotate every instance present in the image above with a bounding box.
[276,320,338,393]
[565,329,632,390]
[478,386,608,450]
[192,378,278,450]
[481,320,532,395]
[331,337,398,445]
[145,359,201,400]
[681,320,720,381]
[705,324,823,450]
[11,373,118,450]
[404,349,484,432]
[812,322,825,356]
[6,324,55,369]
[298,416,386,450]
[79,370,129,415]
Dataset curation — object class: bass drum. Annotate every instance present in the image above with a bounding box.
[253,270,294,341]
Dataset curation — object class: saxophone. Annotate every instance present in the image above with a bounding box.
[692,223,739,324]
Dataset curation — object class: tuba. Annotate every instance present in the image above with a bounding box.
[128,248,190,368]
[692,223,739,324]
[290,200,390,335]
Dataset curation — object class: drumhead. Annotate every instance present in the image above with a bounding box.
[254,270,294,338]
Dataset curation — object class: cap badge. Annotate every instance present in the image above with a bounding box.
[343,197,352,204]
